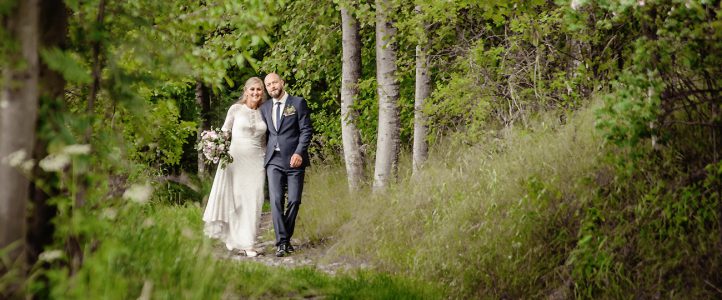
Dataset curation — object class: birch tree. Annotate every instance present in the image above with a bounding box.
[340,2,365,190]
[195,80,211,175]
[372,0,400,191]
[0,0,40,286]
[412,7,430,175]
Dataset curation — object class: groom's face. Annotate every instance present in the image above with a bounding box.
[264,75,285,99]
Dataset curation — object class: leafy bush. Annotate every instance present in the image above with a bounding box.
[123,99,196,168]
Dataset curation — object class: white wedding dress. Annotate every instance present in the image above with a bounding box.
[202,103,266,251]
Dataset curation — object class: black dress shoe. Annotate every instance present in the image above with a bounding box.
[275,245,286,257]
[286,243,295,253]
[276,244,286,257]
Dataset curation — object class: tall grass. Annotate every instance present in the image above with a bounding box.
[295,166,358,247]
[296,105,604,298]
[298,102,722,298]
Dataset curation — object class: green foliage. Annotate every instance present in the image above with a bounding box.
[41,48,93,84]
[259,0,426,162]
[424,2,591,142]
[595,71,663,149]
[123,99,196,167]
[0,0,18,72]
[572,2,722,297]
[569,153,722,298]
[260,0,350,160]
[40,0,278,174]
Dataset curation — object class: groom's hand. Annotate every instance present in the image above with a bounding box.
[290,154,303,168]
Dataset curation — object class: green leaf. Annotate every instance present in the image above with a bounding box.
[224,75,234,88]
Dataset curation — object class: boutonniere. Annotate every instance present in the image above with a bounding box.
[283,105,297,116]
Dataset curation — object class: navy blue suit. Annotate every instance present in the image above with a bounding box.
[260,95,312,247]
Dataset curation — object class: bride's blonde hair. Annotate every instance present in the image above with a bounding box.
[237,77,267,106]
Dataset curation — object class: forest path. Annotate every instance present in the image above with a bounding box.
[211,212,369,275]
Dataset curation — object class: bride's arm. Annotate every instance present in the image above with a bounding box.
[221,105,237,132]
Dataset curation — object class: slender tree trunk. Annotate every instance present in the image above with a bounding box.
[412,45,430,175]
[76,0,106,208]
[412,13,430,175]
[567,35,582,96]
[27,0,68,265]
[195,80,211,175]
[340,4,365,190]
[372,0,400,191]
[0,0,40,295]
[87,0,106,121]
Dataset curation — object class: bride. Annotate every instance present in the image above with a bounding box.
[202,77,267,257]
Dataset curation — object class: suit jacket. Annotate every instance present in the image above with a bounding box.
[261,95,313,169]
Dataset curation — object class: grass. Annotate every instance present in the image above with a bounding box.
[295,102,722,298]
[36,203,441,299]
[293,105,605,298]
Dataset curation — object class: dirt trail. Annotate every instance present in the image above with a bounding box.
[212,212,369,275]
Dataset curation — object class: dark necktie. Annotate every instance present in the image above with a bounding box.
[275,101,282,131]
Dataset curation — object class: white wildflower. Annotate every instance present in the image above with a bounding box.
[62,144,91,155]
[0,99,8,109]
[39,153,71,172]
[181,226,194,239]
[2,149,27,167]
[20,159,35,174]
[142,217,155,228]
[38,249,63,262]
[123,183,154,204]
[102,208,117,220]
[570,0,584,10]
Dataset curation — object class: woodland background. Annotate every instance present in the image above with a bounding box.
[1,0,721,298]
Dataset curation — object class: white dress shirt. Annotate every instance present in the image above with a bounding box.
[272,92,288,131]
[272,92,288,151]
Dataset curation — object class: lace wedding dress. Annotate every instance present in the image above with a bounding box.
[202,103,266,251]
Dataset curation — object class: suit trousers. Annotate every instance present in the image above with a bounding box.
[267,151,305,246]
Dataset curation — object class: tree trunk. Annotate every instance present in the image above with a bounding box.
[412,43,430,175]
[27,0,68,265]
[195,80,211,175]
[0,0,40,294]
[372,0,400,191]
[87,0,106,122]
[340,4,365,190]
[76,0,106,208]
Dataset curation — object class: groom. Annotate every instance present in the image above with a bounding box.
[261,73,313,257]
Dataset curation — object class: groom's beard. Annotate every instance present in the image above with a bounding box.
[269,88,283,99]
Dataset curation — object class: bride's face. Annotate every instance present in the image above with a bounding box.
[246,83,264,108]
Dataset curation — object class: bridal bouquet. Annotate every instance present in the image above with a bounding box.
[196,127,233,167]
